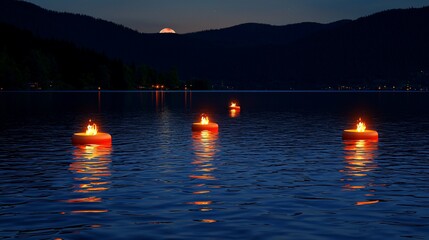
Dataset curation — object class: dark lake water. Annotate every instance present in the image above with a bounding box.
[0,91,429,239]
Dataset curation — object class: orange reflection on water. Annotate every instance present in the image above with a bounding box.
[74,176,100,181]
[67,144,112,214]
[74,187,109,193]
[342,139,380,206]
[199,219,217,223]
[355,200,380,206]
[183,90,192,110]
[229,109,240,118]
[71,145,112,193]
[190,130,219,219]
[71,209,109,214]
[64,196,102,203]
[191,131,218,181]
[342,140,378,178]
[193,190,210,194]
[188,201,213,205]
[153,90,165,111]
[189,175,216,180]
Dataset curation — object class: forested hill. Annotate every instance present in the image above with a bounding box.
[1,0,429,89]
[0,23,180,90]
[185,20,351,47]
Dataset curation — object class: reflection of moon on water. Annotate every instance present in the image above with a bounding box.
[341,140,380,206]
[65,145,112,214]
[189,130,219,223]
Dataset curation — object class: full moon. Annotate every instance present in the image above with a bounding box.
[159,28,176,34]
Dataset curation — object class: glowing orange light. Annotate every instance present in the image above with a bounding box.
[71,209,108,214]
[343,118,378,140]
[72,120,112,145]
[193,190,210,194]
[229,101,241,111]
[189,175,216,180]
[159,28,176,34]
[188,201,212,205]
[192,114,218,132]
[200,208,212,212]
[201,115,209,125]
[200,219,217,223]
[75,177,100,181]
[230,109,238,118]
[356,118,366,132]
[343,184,365,189]
[86,119,98,135]
[64,196,102,203]
[355,200,380,206]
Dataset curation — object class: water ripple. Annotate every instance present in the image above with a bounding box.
[1,92,429,239]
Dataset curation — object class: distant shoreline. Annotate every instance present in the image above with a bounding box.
[1,90,428,93]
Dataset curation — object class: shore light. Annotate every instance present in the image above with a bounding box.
[72,119,112,145]
[342,118,378,140]
[192,114,218,132]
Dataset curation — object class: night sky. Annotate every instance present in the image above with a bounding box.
[26,0,429,33]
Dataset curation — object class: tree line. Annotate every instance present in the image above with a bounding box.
[0,23,206,90]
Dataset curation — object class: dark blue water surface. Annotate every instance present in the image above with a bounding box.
[0,91,428,239]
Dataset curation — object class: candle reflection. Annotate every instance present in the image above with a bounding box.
[189,130,219,223]
[229,109,240,118]
[66,144,112,214]
[341,139,380,206]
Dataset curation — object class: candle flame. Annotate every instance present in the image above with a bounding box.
[356,118,366,132]
[86,120,98,135]
[230,102,237,107]
[201,116,209,125]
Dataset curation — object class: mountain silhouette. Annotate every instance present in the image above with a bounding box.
[186,21,351,47]
[0,22,181,90]
[0,0,428,89]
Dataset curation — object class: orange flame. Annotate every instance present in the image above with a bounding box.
[356,118,366,132]
[230,102,237,107]
[201,116,209,125]
[86,120,98,135]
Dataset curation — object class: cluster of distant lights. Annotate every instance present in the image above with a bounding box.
[152,84,165,89]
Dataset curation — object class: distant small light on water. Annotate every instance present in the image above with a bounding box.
[229,101,240,110]
[159,28,176,34]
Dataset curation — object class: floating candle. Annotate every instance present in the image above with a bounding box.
[72,119,112,145]
[192,114,218,132]
[342,118,378,140]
